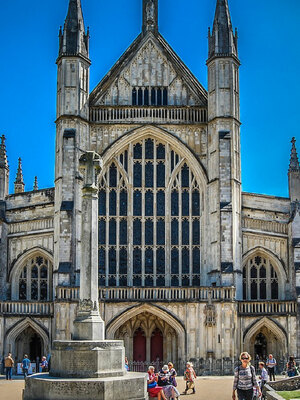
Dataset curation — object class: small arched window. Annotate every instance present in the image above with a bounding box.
[18,256,52,301]
[243,255,279,300]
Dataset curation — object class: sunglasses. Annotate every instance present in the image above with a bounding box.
[242,357,249,360]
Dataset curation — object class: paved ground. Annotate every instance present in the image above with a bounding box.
[0,374,286,400]
[0,375,235,400]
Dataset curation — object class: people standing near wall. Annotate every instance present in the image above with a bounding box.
[41,356,48,372]
[266,354,276,381]
[232,352,261,400]
[4,352,14,380]
[286,356,297,377]
[183,362,197,395]
[21,354,31,378]
[125,356,129,371]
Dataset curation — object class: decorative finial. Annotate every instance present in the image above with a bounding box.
[289,137,300,173]
[33,176,38,191]
[14,157,25,193]
[142,0,158,34]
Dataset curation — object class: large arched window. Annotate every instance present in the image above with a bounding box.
[98,137,202,287]
[243,255,279,300]
[18,256,52,301]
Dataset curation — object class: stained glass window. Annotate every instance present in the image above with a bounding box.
[18,257,52,300]
[98,138,201,287]
[243,256,279,300]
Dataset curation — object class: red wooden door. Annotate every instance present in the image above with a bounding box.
[133,328,146,362]
[151,328,163,361]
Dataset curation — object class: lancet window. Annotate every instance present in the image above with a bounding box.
[242,255,279,300]
[132,87,168,106]
[18,256,52,301]
[98,138,202,287]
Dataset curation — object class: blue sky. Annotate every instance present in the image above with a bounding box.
[1,0,299,197]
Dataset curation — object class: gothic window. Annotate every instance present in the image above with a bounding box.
[242,255,279,300]
[18,256,52,301]
[132,87,168,106]
[98,138,202,287]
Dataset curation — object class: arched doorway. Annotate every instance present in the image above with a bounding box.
[114,311,178,367]
[15,327,43,363]
[254,332,267,361]
[243,318,287,367]
[151,328,163,362]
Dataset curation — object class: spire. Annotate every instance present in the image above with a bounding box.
[142,0,158,34]
[208,0,238,60]
[14,157,25,194]
[0,135,9,170]
[59,0,89,58]
[289,137,300,173]
[33,176,38,191]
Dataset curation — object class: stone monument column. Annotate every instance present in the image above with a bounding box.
[23,151,148,400]
[73,151,104,341]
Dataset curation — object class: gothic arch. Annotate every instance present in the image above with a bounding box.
[106,303,186,359]
[242,246,287,300]
[5,317,50,357]
[10,247,53,301]
[100,125,208,190]
[243,317,287,359]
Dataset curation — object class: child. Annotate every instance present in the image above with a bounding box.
[259,362,268,397]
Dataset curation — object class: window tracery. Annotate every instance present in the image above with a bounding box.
[242,255,279,300]
[98,138,202,287]
[18,256,52,301]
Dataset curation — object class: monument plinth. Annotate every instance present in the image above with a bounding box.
[23,152,148,400]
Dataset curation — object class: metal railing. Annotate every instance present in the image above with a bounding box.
[90,106,207,124]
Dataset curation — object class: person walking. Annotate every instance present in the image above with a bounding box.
[266,354,276,381]
[183,362,197,395]
[4,352,14,380]
[21,354,31,378]
[168,362,178,388]
[258,361,268,395]
[232,352,261,400]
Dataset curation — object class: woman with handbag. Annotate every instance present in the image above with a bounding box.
[147,366,167,400]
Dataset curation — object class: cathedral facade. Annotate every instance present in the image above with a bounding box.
[0,0,299,374]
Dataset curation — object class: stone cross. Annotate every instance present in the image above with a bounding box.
[73,151,105,340]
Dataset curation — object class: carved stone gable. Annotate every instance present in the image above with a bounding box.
[93,38,200,107]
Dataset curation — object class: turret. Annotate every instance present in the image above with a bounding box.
[0,135,9,200]
[206,0,242,296]
[56,0,90,118]
[288,137,300,202]
[14,157,25,194]
[54,0,91,298]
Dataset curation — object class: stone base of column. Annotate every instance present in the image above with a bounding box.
[73,312,105,341]
[23,372,148,400]
[50,340,125,378]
